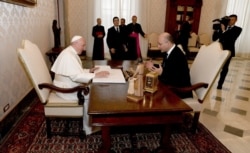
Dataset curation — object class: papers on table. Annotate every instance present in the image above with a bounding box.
[92,65,126,83]
[93,65,111,72]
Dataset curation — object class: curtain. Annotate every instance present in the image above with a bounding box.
[226,0,250,58]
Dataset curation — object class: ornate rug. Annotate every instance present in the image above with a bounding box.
[0,97,231,153]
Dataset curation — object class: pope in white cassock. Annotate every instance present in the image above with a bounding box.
[51,35,109,135]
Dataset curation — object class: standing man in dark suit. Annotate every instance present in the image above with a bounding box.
[178,17,194,57]
[145,32,192,98]
[92,18,105,60]
[107,17,127,60]
[213,14,242,89]
[120,18,126,28]
[120,18,130,59]
[127,15,146,60]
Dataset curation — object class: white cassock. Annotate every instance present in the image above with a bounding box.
[51,46,99,135]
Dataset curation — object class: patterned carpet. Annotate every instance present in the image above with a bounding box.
[0,97,231,153]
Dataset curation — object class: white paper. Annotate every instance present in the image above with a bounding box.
[93,69,126,83]
[93,65,111,73]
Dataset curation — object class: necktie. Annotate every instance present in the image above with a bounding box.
[163,53,168,67]
[227,26,231,31]
[116,27,119,32]
[165,53,168,59]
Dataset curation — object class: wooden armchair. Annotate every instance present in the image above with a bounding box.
[188,32,200,56]
[171,42,230,132]
[17,40,89,139]
[147,32,162,58]
[198,33,211,46]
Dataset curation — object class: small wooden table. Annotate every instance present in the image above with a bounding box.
[46,47,64,65]
[88,61,192,152]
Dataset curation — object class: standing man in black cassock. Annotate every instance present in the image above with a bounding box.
[126,15,146,60]
[92,18,105,60]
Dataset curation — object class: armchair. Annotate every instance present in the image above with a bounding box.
[188,32,199,55]
[171,42,230,132]
[147,32,162,58]
[198,33,210,46]
[17,40,89,139]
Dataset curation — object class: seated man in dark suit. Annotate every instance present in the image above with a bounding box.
[145,32,192,98]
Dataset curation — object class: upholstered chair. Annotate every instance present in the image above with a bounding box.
[188,32,200,55]
[17,40,89,139]
[171,42,230,132]
[147,32,162,58]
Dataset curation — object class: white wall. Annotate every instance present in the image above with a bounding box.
[0,0,56,121]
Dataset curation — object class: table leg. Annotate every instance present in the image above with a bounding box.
[157,125,175,153]
[99,126,111,153]
[161,125,171,145]
[48,56,54,65]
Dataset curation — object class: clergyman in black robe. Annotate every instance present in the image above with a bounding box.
[92,18,105,60]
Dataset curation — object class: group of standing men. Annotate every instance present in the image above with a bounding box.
[92,16,146,60]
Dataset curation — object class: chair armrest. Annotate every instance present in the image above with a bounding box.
[38,83,89,105]
[169,82,208,93]
[38,83,89,94]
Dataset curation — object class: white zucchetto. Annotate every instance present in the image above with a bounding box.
[71,35,82,43]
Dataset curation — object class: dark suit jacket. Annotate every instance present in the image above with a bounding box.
[178,21,192,52]
[158,46,192,98]
[179,21,192,38]
[106,26,125,60]
[213,25,242,57]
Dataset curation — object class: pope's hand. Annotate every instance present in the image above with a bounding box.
[90,67,100,73]
[95,71,110,78]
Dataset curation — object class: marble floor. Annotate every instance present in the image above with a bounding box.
[198,57,250,153]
